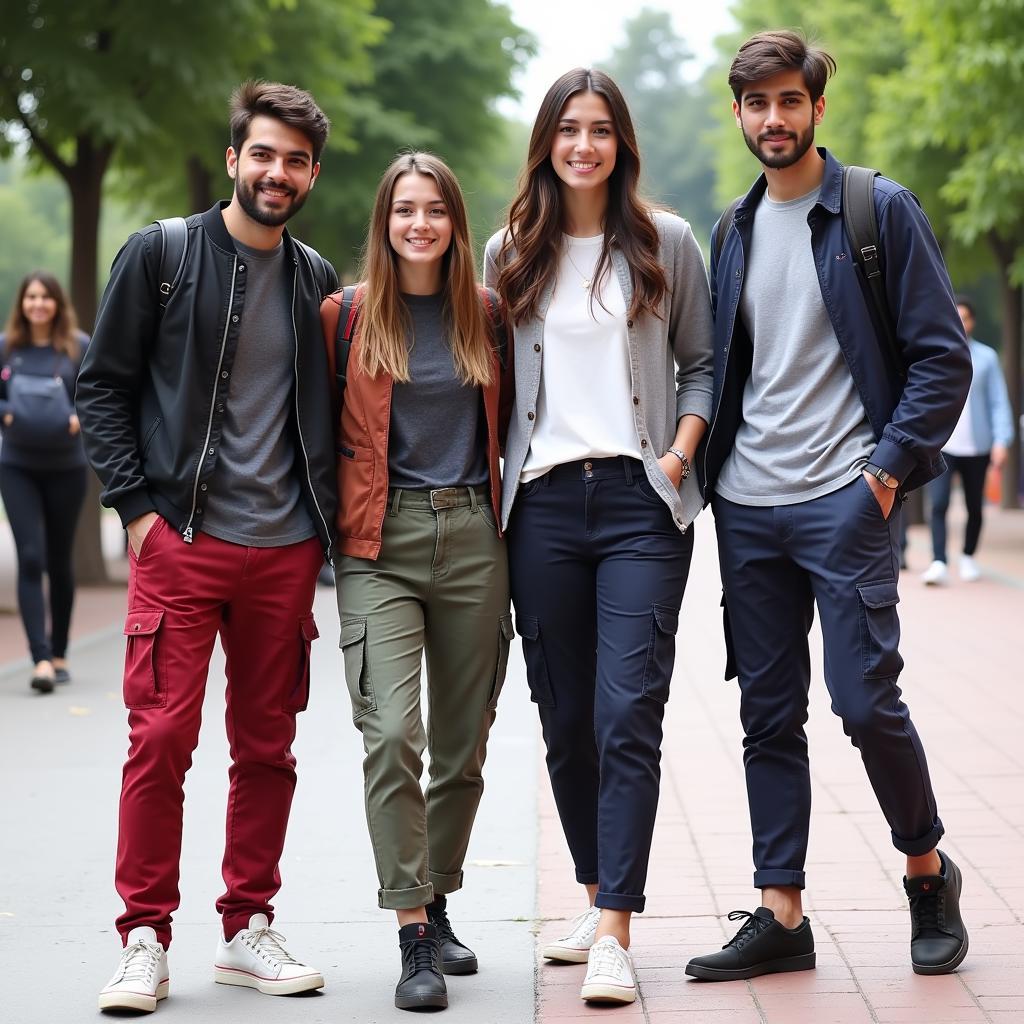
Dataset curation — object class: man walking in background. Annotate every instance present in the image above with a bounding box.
[77,81,337,1013]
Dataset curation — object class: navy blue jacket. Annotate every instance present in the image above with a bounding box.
[700,148,972,498]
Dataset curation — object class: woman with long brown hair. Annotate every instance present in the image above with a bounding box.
[485,69,714,1004]
[0,271,89,693]
[320,152,512,1013]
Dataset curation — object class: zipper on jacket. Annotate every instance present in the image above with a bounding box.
[290,261,333,562]
[182,257,238,543]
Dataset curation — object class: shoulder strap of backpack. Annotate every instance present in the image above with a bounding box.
[478,285,509,369]
[713,196,744,266]
[335,285,362,398]
[156,217,188,311]
[842,165,904,378]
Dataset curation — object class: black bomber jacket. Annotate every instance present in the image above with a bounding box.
[76,203,339,555]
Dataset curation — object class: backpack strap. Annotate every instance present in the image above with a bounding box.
[477,285,509,369]
[155,217,188,311]
[842,165,904,378]
[295,239,331,298]
[335,285,362,400]
[713,196,744,266]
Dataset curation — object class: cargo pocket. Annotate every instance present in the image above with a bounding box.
[284,614,319,713]
[123,609,165,709]
[641,604,679,703]
[341,618,376,721]
[487,614,516,710]
[516,615,554,707]
[721,591,738,681]
[856,580,904,679]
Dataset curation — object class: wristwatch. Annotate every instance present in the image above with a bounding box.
[667,447,691,480]
[864,463,899,489]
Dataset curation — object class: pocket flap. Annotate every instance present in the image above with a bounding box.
[499,614,516,641]
[856,580,900,609]
[653,604,679,634]
[301,615,320,642]
[516,615,539,641]
[124,609,163,636]
[340,618,366,648]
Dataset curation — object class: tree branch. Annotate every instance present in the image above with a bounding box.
[2,81,74,182]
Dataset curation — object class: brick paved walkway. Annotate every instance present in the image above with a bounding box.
[534,504,1024,1024]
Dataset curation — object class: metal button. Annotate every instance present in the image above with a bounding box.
[583,461,593,471]
[640,439,648,448]
[534,343,541,352]
[200,483,207,491]
[221,371,229,379]
[231,315,239,323]
[632,396,639,405]
[133,623,140,631]
[208,447,215,455]
[238,264,246,272]
[527,411,535,421]
[627,319,634,328]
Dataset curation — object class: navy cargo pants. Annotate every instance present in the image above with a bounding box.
[713,476,944,890]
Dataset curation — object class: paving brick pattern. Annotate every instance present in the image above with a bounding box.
[534,506,1024,1024]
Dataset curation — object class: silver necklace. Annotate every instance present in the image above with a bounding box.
[564,244,596,291]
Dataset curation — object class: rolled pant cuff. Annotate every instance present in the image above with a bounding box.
[575,869,599,885]
[594,890,645,913]
[754,869,806,890]
[378,882,434,910]
[428,869,464,895]
[892,819,944,857]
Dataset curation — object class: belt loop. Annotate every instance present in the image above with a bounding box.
[390,489,403,517]
[468,486,479,511]
[623,457,634,484]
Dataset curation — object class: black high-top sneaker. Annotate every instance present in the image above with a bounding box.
[426,896,478,975]
[904,850,969,975]
[686,908,816,981]
[395,922,447,1011]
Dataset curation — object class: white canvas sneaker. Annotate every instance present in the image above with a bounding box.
[922,560,949,586]
[542,905,602,963]
[959,554,982,582]
[214,914,324,995]
[98,927,169,1013]
[580,935,637,1004]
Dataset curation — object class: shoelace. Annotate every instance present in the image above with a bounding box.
[908,889,947,937]
[569,907,601,939]
[402,937,440,974]
[588,940,629,979]
[243,925,300,966]
[724,910,774,950]
[118,940,163,983]
[428,905,459,946]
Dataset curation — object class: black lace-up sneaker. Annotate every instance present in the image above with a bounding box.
[685,908,816,981]
[904,850,968,975]
[395,922,447,1011]
[426,896,478,975]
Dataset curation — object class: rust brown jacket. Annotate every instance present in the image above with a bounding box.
[320,288,512,560]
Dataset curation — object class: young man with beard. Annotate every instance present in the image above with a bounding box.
[689,31,972,981]
[77,81,338,1013]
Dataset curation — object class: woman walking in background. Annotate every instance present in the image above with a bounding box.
[0,271,89,693]
[321,152,512,1013]
[485,69,714,1005]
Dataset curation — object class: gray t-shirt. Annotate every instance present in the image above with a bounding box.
[387,292,488,490]
[716,188,875,506]
[201,237,315,546]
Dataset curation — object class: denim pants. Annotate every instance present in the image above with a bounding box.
[508,457,693,913]
[714,477,944,890]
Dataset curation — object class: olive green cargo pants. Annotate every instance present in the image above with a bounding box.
[335,486,513,910]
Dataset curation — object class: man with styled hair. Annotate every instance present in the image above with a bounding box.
[690,30,972,981]
[78,80,338,1013]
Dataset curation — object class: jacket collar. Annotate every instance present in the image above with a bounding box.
[201,201,297,262]
[735,147,844,221]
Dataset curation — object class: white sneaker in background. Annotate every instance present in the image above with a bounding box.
[542,905,602,963]
[98,927,169,1013]
[580,935,637,1004]
[214,914,324,995]
[959,554,982,582]
[922,560,949,586]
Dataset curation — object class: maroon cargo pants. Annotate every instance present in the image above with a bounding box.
[114,516,323,947]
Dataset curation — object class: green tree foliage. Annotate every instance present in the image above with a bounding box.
[602,8,718,248]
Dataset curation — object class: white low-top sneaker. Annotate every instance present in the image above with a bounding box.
[98,927,169,1013]
[542,905,602,963]
[922,560,949,586]
[214,914,324,995]
[580,935,637,1004]
[959,554,982,582]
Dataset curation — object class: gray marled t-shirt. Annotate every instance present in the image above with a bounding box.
[716,188,875,506]
[201,237,315,546]
[387,292,488,490]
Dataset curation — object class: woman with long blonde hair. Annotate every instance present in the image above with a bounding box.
[485,69,714,1005]
[320,152,512,1013]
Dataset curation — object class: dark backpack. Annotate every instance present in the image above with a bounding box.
[713,165,903,377]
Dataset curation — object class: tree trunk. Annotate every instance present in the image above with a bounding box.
[997,270,1022,509]
[186,155,214,214]
[68,137,115,585]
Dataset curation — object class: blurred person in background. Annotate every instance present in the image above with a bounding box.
[921,296,1014,585]
[0,271,88,694]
